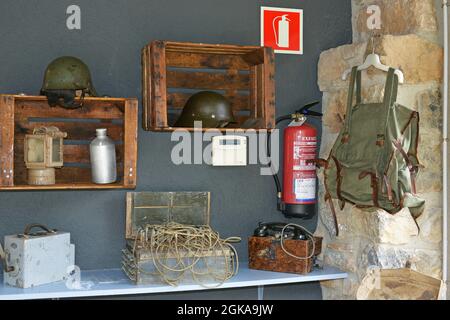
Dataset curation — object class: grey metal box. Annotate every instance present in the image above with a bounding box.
[3,231,75,288]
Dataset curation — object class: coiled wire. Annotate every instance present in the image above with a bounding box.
[133,223,240,288]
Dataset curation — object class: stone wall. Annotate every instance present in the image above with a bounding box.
[316,0,444,300]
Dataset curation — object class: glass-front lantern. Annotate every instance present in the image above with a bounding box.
[24,126,67,185]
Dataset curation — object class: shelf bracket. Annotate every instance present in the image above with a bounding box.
[257,285,264,301]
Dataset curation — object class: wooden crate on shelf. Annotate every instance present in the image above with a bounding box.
[142,41,275,132]
[0,95,138,190]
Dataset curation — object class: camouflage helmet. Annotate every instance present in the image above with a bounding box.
[174,91,236,128]
[41,56,97,109]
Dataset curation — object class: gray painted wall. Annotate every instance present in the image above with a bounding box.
[0,0,351,299]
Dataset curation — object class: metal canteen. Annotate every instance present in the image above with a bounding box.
[90,128,117,184]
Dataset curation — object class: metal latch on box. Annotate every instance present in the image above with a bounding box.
[0,242,14,273]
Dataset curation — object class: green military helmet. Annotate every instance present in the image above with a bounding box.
[174,91,236,128]
[41,56,98,109]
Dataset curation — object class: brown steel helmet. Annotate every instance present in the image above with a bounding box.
[174,91,236,128]
[41,56,98,109]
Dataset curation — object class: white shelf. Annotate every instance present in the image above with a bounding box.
[0,265,347,300]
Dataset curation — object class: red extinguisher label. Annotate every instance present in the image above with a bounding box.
[293,137,316,171]
[294,173,316,202]
[293,136,317,202]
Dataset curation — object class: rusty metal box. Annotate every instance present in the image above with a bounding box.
[248,236,322,275]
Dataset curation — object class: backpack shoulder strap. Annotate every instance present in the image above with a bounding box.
[377,68,398,146]
[383,68,398,106]
[342,66,361,140]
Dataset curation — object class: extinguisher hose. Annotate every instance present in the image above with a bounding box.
[268,115,296,209]
[267,130,282,194]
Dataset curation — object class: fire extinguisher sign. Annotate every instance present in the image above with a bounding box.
[261,7,303,55]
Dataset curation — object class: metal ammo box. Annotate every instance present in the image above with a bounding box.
[122,192,234,285]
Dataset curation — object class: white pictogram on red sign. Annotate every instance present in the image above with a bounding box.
[261,7,303,55]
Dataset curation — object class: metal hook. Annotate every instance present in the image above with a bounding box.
[370,31,381,55]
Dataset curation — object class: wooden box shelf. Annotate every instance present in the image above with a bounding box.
[142,41,276,132]
[0,95,138,190]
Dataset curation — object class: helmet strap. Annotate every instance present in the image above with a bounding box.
[43,89,86,109]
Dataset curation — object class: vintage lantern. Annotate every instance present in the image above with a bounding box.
[24,127,67,185]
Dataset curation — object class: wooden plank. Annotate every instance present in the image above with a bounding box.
[13,163,125,185]
[13,143,124,165]
[0,95,15,186]
[14,101,125,120]
[242,48,265,65]
[166,70,249,91]
[63,145,124,164]
[0,183,128,191]
[14,121,123,141]
[164,41,262,54]
[142,45,150,130]
[151,127,255,133]
[229,115,251,126]
[249,66,258,119]
[12,165,91,185]
[123,99,138,188]
[225,69,240,125]
[12,95,127,102]
[256,64,264,129]
[126,193,134,239]
[61,145,90,164]
[263,47,276,129]
[167,92,250,111]
[166,51,251,70]
[150,41,168,128]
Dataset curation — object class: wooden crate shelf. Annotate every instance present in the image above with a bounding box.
[142,41,276,132]
[0,95,138,190]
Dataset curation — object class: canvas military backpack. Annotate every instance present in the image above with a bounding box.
[320,67,425,236]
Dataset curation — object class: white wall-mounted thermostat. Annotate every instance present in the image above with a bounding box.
[212,135,247,166]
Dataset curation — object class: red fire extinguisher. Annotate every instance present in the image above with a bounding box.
[268,101,322,219]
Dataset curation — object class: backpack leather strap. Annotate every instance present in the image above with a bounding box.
[314,158,329,169]
[331,156,345,206]
[359,171,380,207]
[392,138,420,194]
[322,160,340,237]
[325,193,339,237]
[377,68,398,146]
[383,175,394,202]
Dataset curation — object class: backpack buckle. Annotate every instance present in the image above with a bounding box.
[341,133,350,144]
[376,134,385,147]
